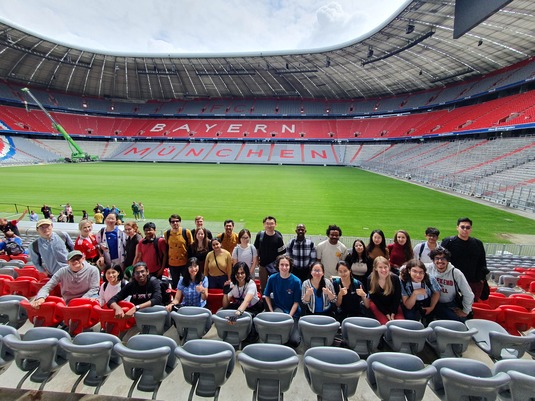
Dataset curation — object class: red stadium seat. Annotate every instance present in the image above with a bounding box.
[206,289,224,314]
[93,301,135,336]
[485,293,511,309]
[4,277,38,297]
[57,298,100,335]
[15,267,48,281]
[471,302,500,322]
[516,275,535,292]
[0,275,14,296]
[497,305,533,335]
[20,296,65,327]
[509,294,535,310]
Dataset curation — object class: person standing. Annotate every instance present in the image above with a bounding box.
[254,216,286,292]
[96,212,127,270]
[131,202,140,220]
[231,229,258,278]
[387,230,414,273]
[440,217,488,301]
[94,209,104,224]
[133,222,167,278]
[74,220,99,264]
[286,223,316,284]
[204,237,232,289]
[138,202,145,220]
[41,204,52,219]
[191,215,213,240]
[218,219,238,253]
[29,219,74,276]
[164,214,193,288]
[316,224,348,279]
[413,227,440,263]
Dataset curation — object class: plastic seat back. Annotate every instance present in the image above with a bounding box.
[254,312,295,345]
[366,352,436,401]
[175,339,235,399]
[2,327,70,389]
[341,316,387,357]
[114,334,177,399]
[93,301,135,336]
[430,358,510,401]
[20,297,65,327]
[304,347,367,401]
[427,320,478,358]
[59,331,121,393]
[238,343,299,401]
[298,315,340,348]
[0,325,19,375]
[494,359,535,401]
[134,305,170,335]
[170,306,212,343]
[212,310,252,349]
[384,320,433,354]
[0,295,28,328]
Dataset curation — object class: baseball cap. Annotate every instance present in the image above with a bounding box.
[36,219,53,228]
[67,250,84,261]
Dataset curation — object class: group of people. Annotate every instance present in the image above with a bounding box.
[23,212,487,345]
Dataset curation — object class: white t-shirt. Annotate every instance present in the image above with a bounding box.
[232,244,257,270]
[228,279,260,307]
[316,240,348,278]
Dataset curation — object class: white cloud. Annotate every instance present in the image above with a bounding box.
[0,0,405,54]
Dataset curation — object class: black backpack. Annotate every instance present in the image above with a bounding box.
[5,241,24,256]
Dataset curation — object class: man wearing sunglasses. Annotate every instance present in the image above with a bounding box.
[440,217,488,301]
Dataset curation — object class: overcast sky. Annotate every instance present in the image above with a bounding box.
[0,0,406,55]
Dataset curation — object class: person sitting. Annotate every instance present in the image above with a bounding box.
[31,250,100,306]
[332,261,366,322]
[222,261,263,319]
[263,255,302,347]
[400,259,441,325]
[166,257,208,310]
[99,264,127,306]
[361,256,404,325]
[107,262,163,319]
[426,247,474,322]
[301,261,337,316]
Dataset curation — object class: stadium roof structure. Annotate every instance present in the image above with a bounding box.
[0,0,534,102]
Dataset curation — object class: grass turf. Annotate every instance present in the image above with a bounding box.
[1,162,534,243]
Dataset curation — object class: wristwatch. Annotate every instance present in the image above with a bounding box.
[135,305,141,311]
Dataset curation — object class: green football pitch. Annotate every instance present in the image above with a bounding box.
[1,162,534,243]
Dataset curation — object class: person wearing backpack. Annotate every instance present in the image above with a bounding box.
[164,214,193,289]
[254,216,286,293]
[96,212,127,270]
[99,264,128,306]
[29,219,74,276]
[413,227,440,264]
[133,222,167,278]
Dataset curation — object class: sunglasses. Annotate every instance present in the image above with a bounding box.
[459,225,471,230]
